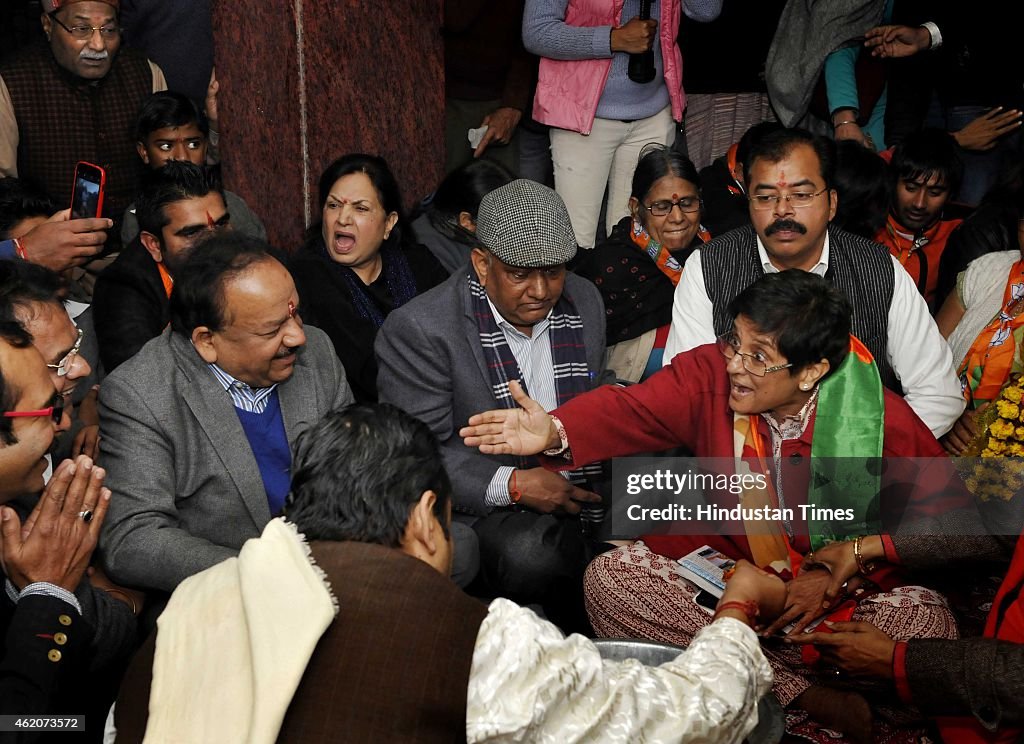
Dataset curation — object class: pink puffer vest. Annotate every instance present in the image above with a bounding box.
[532,0,685,134]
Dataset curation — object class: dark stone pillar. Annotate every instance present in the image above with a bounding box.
[211,1,444,250]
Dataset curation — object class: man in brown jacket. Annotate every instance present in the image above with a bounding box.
[114,403,783,743]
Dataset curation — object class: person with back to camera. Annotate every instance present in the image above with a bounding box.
[411,158,515,275]
[522,0,722,249]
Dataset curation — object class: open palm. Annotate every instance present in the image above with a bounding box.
[460,380,557,455]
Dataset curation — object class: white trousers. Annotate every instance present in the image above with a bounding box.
[550,105,675,249]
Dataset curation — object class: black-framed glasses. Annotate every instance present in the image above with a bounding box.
[46,327,84,378]
[643,196,701,216]
[716,333,793,376]
[748,188,828,211]
[3,393,65,426]
[50,14,121,40]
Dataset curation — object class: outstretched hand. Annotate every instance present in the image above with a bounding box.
[0,456,111,592]
[460,380,559,455]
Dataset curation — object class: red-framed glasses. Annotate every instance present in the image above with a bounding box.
[2,394,65,425]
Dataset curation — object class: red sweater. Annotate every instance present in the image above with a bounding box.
[550,344,964,583]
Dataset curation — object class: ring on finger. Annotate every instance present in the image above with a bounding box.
[78,509,93,523]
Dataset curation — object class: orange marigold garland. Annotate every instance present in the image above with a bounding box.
[963,374,1024,500]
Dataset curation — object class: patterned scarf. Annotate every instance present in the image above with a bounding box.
[468,272,604,522]
[629,218,711,287]
[958,258,1024,409]
[318,239,419,328]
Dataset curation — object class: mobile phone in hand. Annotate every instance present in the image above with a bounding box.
[70,161,106,219]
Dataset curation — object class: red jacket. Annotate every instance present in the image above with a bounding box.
[551,344,964,584]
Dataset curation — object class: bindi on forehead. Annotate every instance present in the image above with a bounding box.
[206,211,215,228]
[287,301,296,318]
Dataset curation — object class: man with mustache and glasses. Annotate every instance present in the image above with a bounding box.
[664,127,963,437]
[0,0,167,294]
[97,233,353,600]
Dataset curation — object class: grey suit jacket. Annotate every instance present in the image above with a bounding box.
[98,325,352,591]
[376,270,606,516]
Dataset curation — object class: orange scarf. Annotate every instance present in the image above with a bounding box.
[629,219,710,287]
[733,415,804,576]
[958,258,1024,408]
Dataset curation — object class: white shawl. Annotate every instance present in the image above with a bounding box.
[142,518,337,744]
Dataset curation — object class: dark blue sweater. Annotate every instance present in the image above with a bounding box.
[234,390,290,515]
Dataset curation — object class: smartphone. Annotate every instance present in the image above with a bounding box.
[693,589,718,613]
[70,161,106,219]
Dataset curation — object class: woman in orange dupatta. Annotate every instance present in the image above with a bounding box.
[461,271,966,742]
[937,194,1024,455]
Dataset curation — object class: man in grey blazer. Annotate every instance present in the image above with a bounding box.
[98,233,353,593]
[376,179,605,632]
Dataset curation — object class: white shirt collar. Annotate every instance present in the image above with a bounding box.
[483,293,553,339]
[755,230,830,277]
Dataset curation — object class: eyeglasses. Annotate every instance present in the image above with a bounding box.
[643,197,701,216]
[46,327,84,378]
[50,14,121,40]
[716,333,793,377]
[3,393,65,426]
[749,188,829,211]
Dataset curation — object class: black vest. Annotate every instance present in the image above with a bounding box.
[701,225,900,391]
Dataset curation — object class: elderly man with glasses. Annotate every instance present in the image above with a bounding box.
[662,127,963,438]
[0,0,168,297]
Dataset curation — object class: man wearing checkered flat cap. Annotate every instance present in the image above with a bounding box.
[377,179,609,633]
[0,0,167,294]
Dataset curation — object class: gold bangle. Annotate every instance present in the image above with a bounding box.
[833,120,857,128]
[853,536,876,576]
[105,588,138,614]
